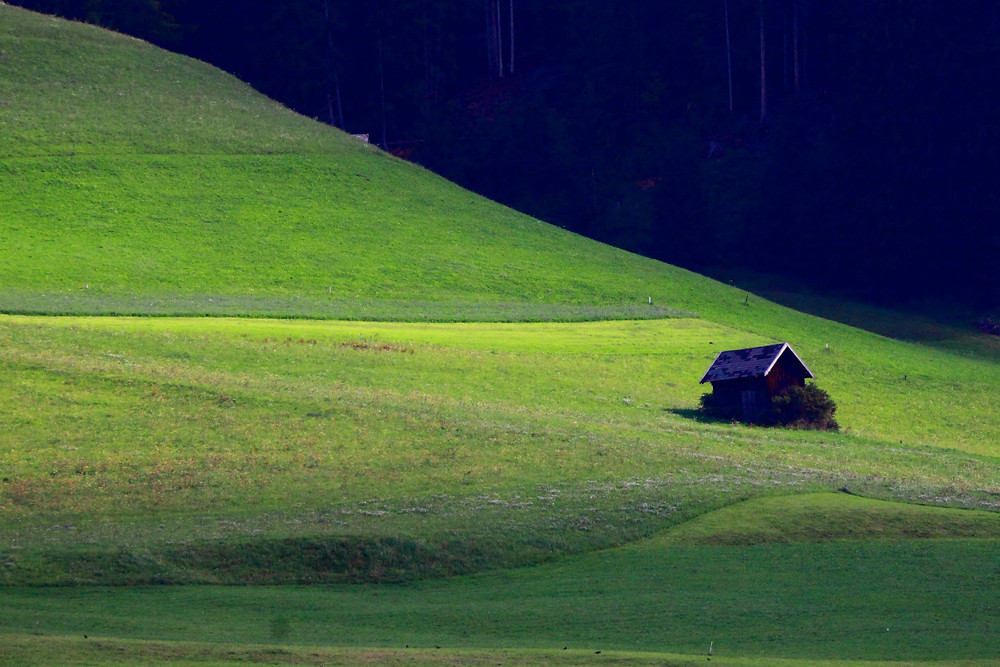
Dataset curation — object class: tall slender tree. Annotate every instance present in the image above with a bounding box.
[322,0,345,129]
[508,0,514,75]
[724,0,733,113]
[485,0,497,77]
[759,0,767,122]
[484,0,509,78]
[376,0,388,148]
[496,0,503,76]
[793,0,800,91]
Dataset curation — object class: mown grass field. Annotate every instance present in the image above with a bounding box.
[12,638,993,667]
[2,6,1000,666]
[5,496,1000,663]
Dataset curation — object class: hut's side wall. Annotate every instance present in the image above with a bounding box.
[712,377,768,419]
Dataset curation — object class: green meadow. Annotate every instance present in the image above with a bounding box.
[2,6,1000,666]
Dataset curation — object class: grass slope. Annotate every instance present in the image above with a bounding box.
[0,4,699,320]
[3,7,1000,665]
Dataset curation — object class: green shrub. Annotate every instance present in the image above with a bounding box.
[698,383,839,430]
[770,384,839,430]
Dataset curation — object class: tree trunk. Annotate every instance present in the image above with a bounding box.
[482,0,510,78]
[332,69,345,130]
[496,0,504,77]
[485,0,499,77]
[759,0,766,123]
[783,10,788,87]
[423,0,431,96]
[322,0,344,129]
[793,0,800,91]
[508,0,514,75]
[725,0,733,113]
[376,0,388,148]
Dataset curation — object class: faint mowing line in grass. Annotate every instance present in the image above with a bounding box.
[0,292,695,322]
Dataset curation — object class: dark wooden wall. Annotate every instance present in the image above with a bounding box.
[765,360,807,397]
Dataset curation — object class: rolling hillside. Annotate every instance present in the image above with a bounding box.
[1,3,706,321]
[2,7,1000,666]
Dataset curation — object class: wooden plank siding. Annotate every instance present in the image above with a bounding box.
[765,354,807,396]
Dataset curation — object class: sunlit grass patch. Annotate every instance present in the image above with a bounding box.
[2,315,1000,586]
[660,492,1000,545]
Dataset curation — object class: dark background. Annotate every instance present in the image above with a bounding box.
[12,0,1000,313]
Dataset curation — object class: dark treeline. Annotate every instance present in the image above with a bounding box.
[14,0,1000,309]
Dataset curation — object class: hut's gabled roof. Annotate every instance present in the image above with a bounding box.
[699,342,814,384]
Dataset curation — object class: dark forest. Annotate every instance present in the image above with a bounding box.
[12,0,1000,310]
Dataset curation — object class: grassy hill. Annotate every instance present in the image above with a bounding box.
[2,6,1000,666]
[0,4,706,321]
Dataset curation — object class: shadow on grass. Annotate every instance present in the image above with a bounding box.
[665,407,734,426]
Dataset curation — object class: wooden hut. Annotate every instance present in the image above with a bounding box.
[699,342,814,420]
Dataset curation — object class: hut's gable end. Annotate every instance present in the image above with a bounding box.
[766,348,813,395]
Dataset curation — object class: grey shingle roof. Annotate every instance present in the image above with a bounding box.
[699,342,814,383]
